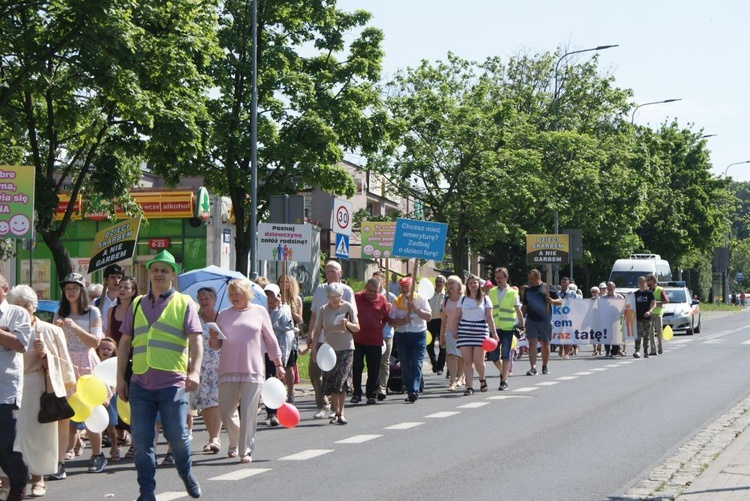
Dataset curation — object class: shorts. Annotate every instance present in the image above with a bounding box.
[286,348,298,369]
[488,328,515,361]
[525,319,552,343]
[106,394,118,427]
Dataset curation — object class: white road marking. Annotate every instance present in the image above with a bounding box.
[669,338,695,344]
[335,435,382,444]
[556,376,578,381]
[702,327,744,341]
[425,411,460,418]
[458,402,490,408]
[513,386,540,392]
[279,449,334,461]
[487,395,532,400]
[536,381,559,386]
[702,339,726,344]
[155,493,187,501]
[384,422,424,430]
[590,368,608,372]
[210,468,271,481]
[575,371,593,375]
[742,340,750,345]
[604,364,620,368]
[618,360,635,364]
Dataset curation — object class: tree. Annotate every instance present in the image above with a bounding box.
[0,0,219,279]
[199,0,386,275]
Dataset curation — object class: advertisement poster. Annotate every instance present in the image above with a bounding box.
[20,259,51,299]
[0,165,35,239]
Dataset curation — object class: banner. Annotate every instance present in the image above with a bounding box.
[526,234,569,265]
[0,165,35,239]
[550,297,627,345]
[88,217,142,275]
[361,221,396,259]
[257,223,313,262]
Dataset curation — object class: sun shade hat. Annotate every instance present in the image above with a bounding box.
[264,283,281,296]
[146,250,180,273]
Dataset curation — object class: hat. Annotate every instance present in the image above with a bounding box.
[599,282,607,289]
[399,276,413,287]
[60,273,86,288]
[484,280,493,288]
[145,250,180,273]
[264,283,281,296]
[103,264,125,278]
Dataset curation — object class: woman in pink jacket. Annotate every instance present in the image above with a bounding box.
[209,279,284,464]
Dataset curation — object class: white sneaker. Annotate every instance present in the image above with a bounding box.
[313,408,327,419]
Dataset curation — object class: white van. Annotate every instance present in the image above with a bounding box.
[608,254,672,293]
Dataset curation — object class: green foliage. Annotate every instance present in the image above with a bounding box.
[200,0,386,274]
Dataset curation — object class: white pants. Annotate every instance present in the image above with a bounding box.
[218,381,262,457]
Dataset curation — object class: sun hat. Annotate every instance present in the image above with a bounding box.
[60,273,86,288]
[264,283,281,296]
[145,250,180,273]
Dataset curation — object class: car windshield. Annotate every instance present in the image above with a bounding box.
[609,272,643,289]
[665,289,687,303]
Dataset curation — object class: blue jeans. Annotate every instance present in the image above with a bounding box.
[129,383,192,496]
[396,330,426,395]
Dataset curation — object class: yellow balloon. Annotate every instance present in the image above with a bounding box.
[662,325,674,341]
[117,397,131,425]
[426,331,433,346]
[69,392,93,422]
[76,375,108,407]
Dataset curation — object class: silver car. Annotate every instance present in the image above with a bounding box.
[661,286,701,335]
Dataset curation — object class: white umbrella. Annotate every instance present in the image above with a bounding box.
[178,265,267,311]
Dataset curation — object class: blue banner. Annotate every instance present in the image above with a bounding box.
[392,218,448,261]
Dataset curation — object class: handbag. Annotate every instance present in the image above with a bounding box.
[38,374,75,423]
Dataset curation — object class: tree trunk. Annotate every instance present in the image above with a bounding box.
[39,229,73,282]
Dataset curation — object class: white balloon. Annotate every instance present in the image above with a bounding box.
[261,377,287,410]
[316,343,337,372]
[93,357,118,387]
[417,278,435,300]
[84,404,109,433]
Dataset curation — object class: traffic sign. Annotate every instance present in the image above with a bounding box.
[331,198,352,236]
[335,233,350,260]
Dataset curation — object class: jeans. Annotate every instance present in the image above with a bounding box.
[0,404,28,494]
[353,344,382,399]
[426,319,446,372]
[396,330,426,395]
[129,383,192,497]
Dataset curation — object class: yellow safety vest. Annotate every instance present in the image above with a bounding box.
[490,286,519,330]
[652,286,664,316]
[131,293,190,375]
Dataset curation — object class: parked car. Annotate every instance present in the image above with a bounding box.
[661,283,701,335]
[36,300,59,323]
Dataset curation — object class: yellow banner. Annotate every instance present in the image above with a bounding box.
[88,217,142,275]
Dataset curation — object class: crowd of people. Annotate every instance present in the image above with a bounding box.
[0,255,672,500]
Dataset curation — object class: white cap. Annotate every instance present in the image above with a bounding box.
[264,283,281,296]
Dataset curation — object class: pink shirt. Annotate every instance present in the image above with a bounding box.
[216,304,282,383]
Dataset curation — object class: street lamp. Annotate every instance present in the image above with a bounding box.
[249,0,259,278]
[553,45,618,100]
[630,98,682,124]
[724,160,750,178]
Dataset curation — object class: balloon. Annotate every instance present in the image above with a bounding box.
[69,392,93,422]
[482,337,498,352]
[277,403,300,428]
[417,278,435,300]
[316,343,337,372]
[261,378,287,410]
[426,331,433,346]
[76,375,108,407]
[84,404,109,433]
[662,325,674,341]
[93,357,118,387]
[117,397,131,425]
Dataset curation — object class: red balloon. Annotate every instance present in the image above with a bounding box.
[482,337,498,352]
[277,403,300,428]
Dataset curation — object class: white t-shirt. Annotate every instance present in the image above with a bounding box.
[460,295,492,322]
[390,294,429,333]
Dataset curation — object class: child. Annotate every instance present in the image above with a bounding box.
[96,337,120,461]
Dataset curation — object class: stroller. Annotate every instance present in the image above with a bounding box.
[386,334,425,394]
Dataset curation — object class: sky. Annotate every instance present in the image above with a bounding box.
[337,0,750,180]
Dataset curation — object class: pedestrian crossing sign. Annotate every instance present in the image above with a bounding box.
[335,233,349,259]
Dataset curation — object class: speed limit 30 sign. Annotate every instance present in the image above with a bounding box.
[332,198,352,236]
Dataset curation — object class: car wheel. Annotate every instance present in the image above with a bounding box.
[693,317,701,334]
[686,319,694,335]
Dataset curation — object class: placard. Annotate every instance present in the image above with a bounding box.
[391,218,448,261]
[257,223,313,262]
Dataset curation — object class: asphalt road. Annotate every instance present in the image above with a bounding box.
[42,309,750,501]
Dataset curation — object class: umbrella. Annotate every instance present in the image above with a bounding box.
[178,265,267,311]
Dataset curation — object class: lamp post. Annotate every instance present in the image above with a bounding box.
[724,160,750,178]
[630,98,682,124]
[249,0,259,279]
[553,45,618,100]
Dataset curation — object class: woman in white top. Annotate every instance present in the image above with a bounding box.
[439,275,464,391]
[452,276,497,395]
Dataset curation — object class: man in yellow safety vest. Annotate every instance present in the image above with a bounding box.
[488,267,525,390]
[647,274,669,355]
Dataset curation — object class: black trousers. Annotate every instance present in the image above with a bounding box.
[353,344,383,399]
[426,318,446,372]
[0,403,28,494]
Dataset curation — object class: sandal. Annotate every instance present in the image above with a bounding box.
[463,388,474,396]
[124,446,135,459]
[239,454,252,464]
[227,447,238,458]
[203,440,221,454]
[118,431,132,447]
[480,379,488,392]
[110,447,121,462]
[64,449,75,460]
